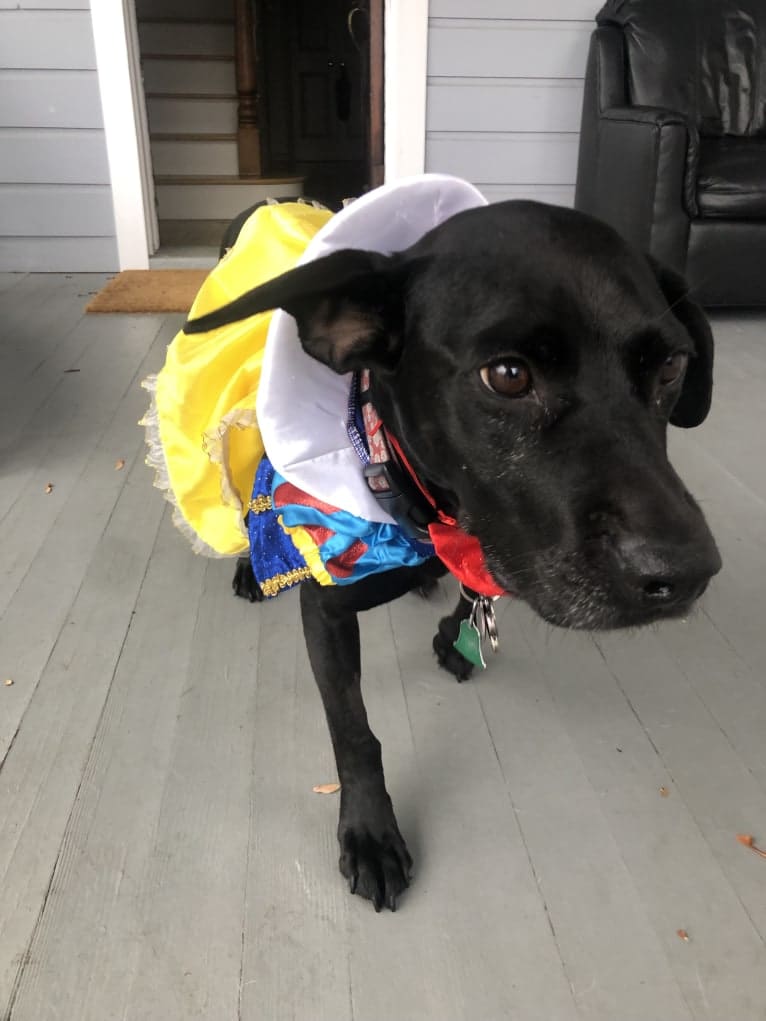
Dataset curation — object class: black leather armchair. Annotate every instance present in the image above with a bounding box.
[575,0,766,306]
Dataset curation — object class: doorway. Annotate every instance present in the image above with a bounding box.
[135,0,384,257]
[93,0,426,268]
[257,0,384,209]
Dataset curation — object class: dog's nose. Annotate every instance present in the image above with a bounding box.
[610,534,721,611]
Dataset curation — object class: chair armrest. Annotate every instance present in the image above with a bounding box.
[578,102,696,272]
[602,105,699,218]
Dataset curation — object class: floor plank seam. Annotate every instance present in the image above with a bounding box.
[1,477,167,1015]
[523,635,721,1019]
[1,813,68,1021]
[702,606,761,674]
[687,434,766,513]
[0,717,24,778]
[0,420,156,760]
[4,290,92,403]
[474,684,582,1011]
[1,518,162,1017]
[659,631,766,796]
[593,636,766,951]
[238,567,262,1021]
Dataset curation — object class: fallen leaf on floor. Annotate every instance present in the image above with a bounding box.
[114,459,125,470]
[45,483,54,494]
[4,679,13,687]
[312,783,341,795]
[736,834,766,859]
[659,786,670,797]
[676,929,690,942]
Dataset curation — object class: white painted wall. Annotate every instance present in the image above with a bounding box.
[426,0,598,206]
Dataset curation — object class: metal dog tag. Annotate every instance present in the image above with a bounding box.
[480,597,499,652]
[452,595,500,669]
[453,618,487,670]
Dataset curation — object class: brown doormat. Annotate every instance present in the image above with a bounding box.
[85,269,210,314]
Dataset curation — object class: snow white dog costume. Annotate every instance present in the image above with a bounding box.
[141,175,506,628]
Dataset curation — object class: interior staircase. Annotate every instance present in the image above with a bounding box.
[135,0,303,265]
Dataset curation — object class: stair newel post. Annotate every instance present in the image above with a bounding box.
[234,0,262,176]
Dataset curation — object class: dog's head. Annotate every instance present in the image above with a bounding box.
[187,201,721,629]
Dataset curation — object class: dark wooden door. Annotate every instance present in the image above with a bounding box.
[258,0,383,207]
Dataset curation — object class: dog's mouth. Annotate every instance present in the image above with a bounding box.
[484,547,717,632]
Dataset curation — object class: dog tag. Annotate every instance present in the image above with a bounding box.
[453,618,487,670]
[480,597,499,652]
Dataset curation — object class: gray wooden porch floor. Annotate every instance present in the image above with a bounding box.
[1,273,765,1020]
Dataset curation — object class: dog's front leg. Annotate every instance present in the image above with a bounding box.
[300,578,412,911]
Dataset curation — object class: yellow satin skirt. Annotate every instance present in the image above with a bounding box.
[141,201,333,556]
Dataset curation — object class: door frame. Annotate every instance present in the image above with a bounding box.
[383,0,427,181]
[92,0,428,269]
[91,0,159,269]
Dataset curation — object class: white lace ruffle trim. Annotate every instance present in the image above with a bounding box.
[139,374,249,559]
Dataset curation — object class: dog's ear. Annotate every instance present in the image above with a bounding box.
[648,258,714,428]
[184,248,406,374]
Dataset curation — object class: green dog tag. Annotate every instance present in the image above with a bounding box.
[453,619,487,670]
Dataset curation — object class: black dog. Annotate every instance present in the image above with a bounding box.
[187,201,721,911]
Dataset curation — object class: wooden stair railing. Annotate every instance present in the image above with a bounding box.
[234,0,261,176]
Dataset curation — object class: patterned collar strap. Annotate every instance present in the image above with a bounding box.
[357,370,506,598]
[356,369,436,542]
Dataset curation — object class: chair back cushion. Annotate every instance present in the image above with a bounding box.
[597,0,766,136]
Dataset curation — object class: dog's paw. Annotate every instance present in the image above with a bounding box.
[433,622,475,682]
[338,814,413,912]
[232,557,264,602]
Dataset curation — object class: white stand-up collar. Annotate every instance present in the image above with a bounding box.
[256,173,488,524]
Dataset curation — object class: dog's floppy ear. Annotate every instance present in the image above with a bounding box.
[649,258,714,428]
[184,248,405,374]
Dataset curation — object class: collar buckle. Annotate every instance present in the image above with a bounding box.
[363,461,435,542]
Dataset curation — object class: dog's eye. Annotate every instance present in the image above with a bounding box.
[480,360,532,398]
[659,351,688,386]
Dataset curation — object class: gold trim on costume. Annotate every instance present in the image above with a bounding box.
[260,566,312,597]
[248,494,273,514]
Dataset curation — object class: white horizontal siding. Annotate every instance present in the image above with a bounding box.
[430,1,598,19]
[0,185,115,236]
[0,236,118,272]
[427,79,583,132]
[0,10,96,69]
[0,0,89,8]
[0,2,117,270]
[478,183,576,206]
[428,20,591,78]
[426,4,597,207]
[427,132,579,185]
[0,70,104,128]
[0,129,110,184]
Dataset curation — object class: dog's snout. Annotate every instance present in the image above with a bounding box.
[607,533,721,613]
[582,500,721,621]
